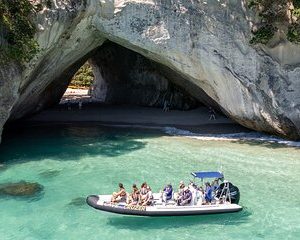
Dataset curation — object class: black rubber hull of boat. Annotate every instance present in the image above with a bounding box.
[86,195,242,217]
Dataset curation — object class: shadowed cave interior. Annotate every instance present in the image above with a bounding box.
[60,41,222,112]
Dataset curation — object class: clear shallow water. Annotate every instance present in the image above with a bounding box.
[0,125,299,240]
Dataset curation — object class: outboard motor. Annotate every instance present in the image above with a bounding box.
[216,182,240,204]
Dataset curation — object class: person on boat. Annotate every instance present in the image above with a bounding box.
[205,182,213,204]
[162,184,173,203]
[195,186,205,205]
[129,184,140,205]
[189,182,200,205]
[111,183,127,203]
[212,179,220,192]
[140,182,148,202]
[142,186,153,206]
[126,184,138,204]
[177,187,192,206]
[174,181,185,200]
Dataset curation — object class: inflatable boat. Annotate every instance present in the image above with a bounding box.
[86,171,242,216]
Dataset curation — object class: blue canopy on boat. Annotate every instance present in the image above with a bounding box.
[191,171,224,179]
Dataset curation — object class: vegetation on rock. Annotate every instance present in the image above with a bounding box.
[287,23,300,42]
[248,0,300,44]
[0,0,43,63]
[70,62,94,88]
[250,25,277,44]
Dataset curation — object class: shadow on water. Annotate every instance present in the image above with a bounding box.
[38,169,61,178]
[105,210,252,229]
[230,139,300,150]
[0,124,161,165]
[68,197,87,207]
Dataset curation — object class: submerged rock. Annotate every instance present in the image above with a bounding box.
[0,181,43,197]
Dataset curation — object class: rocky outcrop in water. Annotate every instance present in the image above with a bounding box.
[0,181,43,197]
[0,0,300,139]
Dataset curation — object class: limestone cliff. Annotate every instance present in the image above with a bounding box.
[0,0,300,140]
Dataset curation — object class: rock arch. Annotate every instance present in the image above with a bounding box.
[1,0,299,140]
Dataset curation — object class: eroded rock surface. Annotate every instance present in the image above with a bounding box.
[0,0,300,139]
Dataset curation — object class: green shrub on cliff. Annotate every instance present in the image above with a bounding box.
[250,25,277,45]
[248,0,300,44]
[288,24,300,43]
[70,62,94,88]
[0,0,39,63]
[288,0,300,44]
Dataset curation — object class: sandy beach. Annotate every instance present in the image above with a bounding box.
[59,88,95,104]
[8,88,248,134]
[24,103,249,134]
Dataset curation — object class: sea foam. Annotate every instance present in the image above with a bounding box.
[163,127,300,148]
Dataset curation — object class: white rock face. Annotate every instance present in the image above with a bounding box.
[1,0,300,139]
[0,62,22,142]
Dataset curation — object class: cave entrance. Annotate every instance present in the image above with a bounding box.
[2,39,241,135]
[3,41,247,141]
[43,40,240,130]
[48,41,240,132]
[86,41,201,111]
[60,41,202,112]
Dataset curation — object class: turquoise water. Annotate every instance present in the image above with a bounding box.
[0,125,299,240]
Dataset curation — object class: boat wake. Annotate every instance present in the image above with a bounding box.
[163,127,300,148]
